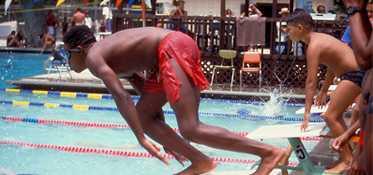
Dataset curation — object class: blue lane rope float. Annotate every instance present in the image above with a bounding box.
[0,100,324,122]
[0,88,304,107]
[1,88,113,100]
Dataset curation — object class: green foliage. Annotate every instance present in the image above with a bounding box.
[333,0,346,13]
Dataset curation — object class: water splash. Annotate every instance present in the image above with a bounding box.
[257,87,293,117]
[0,53,14,81]
[0,53,15,82]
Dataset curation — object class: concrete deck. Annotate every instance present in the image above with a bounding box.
[8,70,306,101]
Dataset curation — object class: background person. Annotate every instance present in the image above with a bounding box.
[342,0,373,173]
[72,8,86,26]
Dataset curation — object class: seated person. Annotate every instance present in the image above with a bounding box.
[6,31,16,47]
[15,31,25,48]
[40,32,56,52]
[7,31,20,47]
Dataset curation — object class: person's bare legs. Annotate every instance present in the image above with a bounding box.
[351,95,361,125]
[168,59,286,175]
[136,92,216,175]
[278,145,292,175]
[322,80,361,173]
[362,101,373,174]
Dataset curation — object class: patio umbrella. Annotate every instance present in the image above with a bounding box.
[56,0,65,7]
[100,0,110,6]
[115,0,123,9]
[4,0,12,15]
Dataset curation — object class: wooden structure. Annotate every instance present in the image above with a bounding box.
[112,0,347,89]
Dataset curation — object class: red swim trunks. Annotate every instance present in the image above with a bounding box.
[142,31,209,105]
[360,129,364,147]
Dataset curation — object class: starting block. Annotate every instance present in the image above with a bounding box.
[247,123,327,175]
[295,105,328,115]
[206,169,282,175]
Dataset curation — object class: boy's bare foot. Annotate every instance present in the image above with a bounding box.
[324,161,350,174]
[278,146,292,175]
[175,158,216,175]
[254,148,286,175]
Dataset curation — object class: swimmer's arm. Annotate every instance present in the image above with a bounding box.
[320,69,334,93]
[305,46,320,115]
[88,59,145,140]
[347,119,361,139]
[126,73,166,122]
[126,73,145,94]
[349,9,373,66]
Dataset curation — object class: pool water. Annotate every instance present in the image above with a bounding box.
[0,52,321,174]
[0,52,49,88]
[0,89,319,175]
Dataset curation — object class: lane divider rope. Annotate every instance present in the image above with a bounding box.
[1,88,304,107]
[2,88,112,100]
[0,140,299,166]
[0,116,321,142]
[0,100,323,122]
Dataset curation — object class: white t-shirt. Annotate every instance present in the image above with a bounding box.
[276,21,288,42]
[85,17,93,28]
[102,6,113,20]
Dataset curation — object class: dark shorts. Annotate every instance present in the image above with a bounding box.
[142,31,209,105]
[340,70,365,87]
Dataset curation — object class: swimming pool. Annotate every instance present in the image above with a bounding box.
[0,52,49,88]
[0,88,323,175]
[0,51,324,174]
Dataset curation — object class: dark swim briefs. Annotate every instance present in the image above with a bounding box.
[340,70,365,87]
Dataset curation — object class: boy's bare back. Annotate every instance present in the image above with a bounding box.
[87,27,171,76]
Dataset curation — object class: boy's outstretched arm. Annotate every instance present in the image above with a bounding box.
[315,69,334,106]
[301,44,320,131]
[87,56,169,165]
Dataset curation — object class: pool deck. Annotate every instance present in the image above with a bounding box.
[8,70,306,101]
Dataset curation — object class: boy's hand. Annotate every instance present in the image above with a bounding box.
[164,147,187,166]
[331,133,349,151]
[301,113,310,132]
[314,91,327,107]
[139,138,169,165]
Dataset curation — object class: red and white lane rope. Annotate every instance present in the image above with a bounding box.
[1,116,321,142]
[0,140,298,166]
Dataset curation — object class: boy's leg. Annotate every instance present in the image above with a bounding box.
[362,115,373,174]
[322,80,360,172]
[351,95,362,125]
[135,92,215,174]
[361,87,373,174]
[168,59,286,175]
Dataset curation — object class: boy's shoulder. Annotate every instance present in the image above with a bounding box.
[308,32,335,49]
